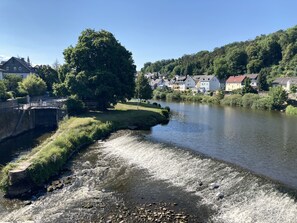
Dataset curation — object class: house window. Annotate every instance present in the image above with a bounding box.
[18,67,22,71]
[6,66,9,71]
[13,67,17,71]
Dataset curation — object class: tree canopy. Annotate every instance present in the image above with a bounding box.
[35,65,59,91]
[54,29,136,110]
[140,25,297,83]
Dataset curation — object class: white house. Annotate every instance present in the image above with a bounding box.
[178,75,196,91]
[0,68,4,80]
[150,78,166,89]
[193,75,221,92]
[245,74,259,88]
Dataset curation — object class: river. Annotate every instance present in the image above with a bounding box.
[1,101,297,222]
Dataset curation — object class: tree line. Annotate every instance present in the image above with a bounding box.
[141,25,297,86]
[0,29,151,113]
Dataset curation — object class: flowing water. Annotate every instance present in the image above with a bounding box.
[1,102,297,222]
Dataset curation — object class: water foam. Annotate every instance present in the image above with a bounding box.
[102,134,297,223]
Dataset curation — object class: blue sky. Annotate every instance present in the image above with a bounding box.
[1,0,297,70]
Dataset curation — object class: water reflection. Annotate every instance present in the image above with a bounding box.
[0,129,54,166]
[149,101,297,188]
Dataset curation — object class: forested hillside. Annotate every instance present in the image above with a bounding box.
[141,26,297,84]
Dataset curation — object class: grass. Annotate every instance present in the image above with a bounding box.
[0,102,169,193]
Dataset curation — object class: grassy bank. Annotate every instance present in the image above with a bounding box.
[0,102,169,193]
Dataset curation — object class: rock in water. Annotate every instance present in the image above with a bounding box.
[216,191,224,199]
[209,182,220,189]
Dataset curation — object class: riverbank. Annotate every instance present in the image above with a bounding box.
[154,88,297,113]
[0,102,169,197]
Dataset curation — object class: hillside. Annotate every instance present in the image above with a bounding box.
[141,25,297,84]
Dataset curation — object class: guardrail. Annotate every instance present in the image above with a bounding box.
[0,99,66,110]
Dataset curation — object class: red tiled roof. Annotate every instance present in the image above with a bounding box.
[226,75,246,83]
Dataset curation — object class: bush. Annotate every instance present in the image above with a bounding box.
[164,106,170,112]
[166,92,181,101]
[214,90,225,100]
[286,105,297,115]
[18,74,47,96]
[269,86,288,109]
[0,80,7,101]
[242,93,260,108]
[251,96,273,110]
[201,95,220,104]
[220,94,243,106]
[66,95,86,115]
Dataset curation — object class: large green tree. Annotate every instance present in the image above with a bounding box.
[35,65,59,91]
[135,73,152,100]
[56,29,136,110]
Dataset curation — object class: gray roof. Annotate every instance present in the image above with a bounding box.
[272,77,297,85]
[0,57,34,73]
[245,74,259,80]
[193,75,215,83]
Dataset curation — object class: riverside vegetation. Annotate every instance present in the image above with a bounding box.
[0,102,169,194]
[153,86,296,112]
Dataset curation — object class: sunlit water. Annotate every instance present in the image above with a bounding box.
[2,102,297,222]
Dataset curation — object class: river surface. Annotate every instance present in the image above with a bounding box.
[1,102,297,222]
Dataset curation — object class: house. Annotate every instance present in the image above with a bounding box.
[193,75,221,92]
[0,68,4,80]
[245,74,259,88]
[0,57,35,79]
[225,75,247,91]
[272,77,297,92]
[150,78,165,89]
[170,75,196,91]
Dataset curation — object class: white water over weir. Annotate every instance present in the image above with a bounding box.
[102,134,297,223]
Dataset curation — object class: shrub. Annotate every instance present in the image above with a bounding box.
[251,96,273,110]
[66,95,86,116]
[164,106,170,112]
[269,86,288,109]
[220,94,243,106]
[201,95,220,104]
[0,80,7,101]
[214,90,225,100]
[166,92,181,101]
[286,105,297,115]
[18,74,47,96]
[242,93,260,108]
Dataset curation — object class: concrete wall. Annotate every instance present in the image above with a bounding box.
[0,108,35,142]
[0,108,62,142]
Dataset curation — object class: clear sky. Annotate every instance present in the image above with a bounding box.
[1,0,297,70]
